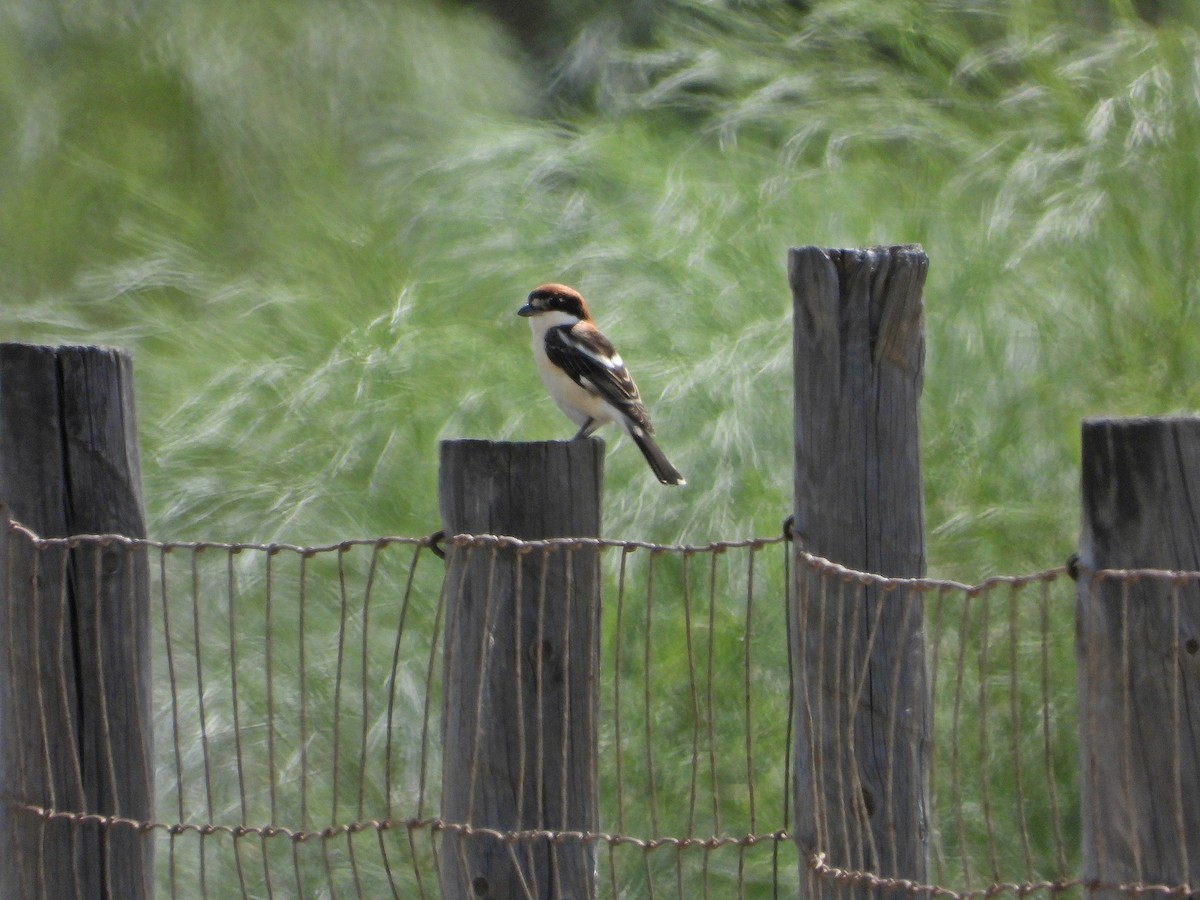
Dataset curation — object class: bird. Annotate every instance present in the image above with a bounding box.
[518,283,685,485]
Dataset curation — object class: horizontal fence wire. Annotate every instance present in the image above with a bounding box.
[1,521,1198,898]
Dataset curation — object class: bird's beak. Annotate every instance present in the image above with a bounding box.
[517,304,536,317]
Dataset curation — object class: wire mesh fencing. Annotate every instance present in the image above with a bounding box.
[2,521,1197,898]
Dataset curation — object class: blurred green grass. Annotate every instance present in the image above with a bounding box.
[3,0,1199,893]
[5,0,1198,562]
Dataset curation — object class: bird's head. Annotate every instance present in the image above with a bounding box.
[518,284,592,324]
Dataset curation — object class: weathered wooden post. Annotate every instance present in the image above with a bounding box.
[790,246,930,899]
[1077,417,1200,898]
[0,343,154,898]
[439,439,603,900]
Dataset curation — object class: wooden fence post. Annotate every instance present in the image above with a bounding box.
[438,439,603,900]
[789,246,930,899]
[0,343,154,899]
[1077,417,1200,898]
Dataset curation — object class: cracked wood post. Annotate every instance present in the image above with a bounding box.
[439,439,603,900]
[790,246,930,900]
[0,343,154,899]
[1077,417,1200,899]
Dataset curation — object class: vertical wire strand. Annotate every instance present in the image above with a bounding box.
[705,550,722,835]
[348,543,376,899]
[830,575,852,870]
[418,561,453,820]
[513,545,527,836]
[736,837,747,900]
[613,548,631,836]
[225,550,250,897]
[4,532,37,889]
[805,563,829,863]
[61,545,83,899]
[466,547,501,825]
[642,550,661,898]
[320,543,345,894]
[357,544,384,820]
[428,825,444,900]
[333,548,363,900]
[533,549,551,883]
[977,587,1000,883]
[700,549,719,899]
[159,547,185,897]
[262,548,279,899]
[845,576,886,876]
[882,584,918,877]
[28,546,56,890]
[2,527,19,796]
[950,589,973,887]
[643,550,661,837]
[1170,578,1190,885]
[587,545,602,879]
[321,831,342,900]
[743,547,758,836]
[775,540,794,900]
[91,549,121,816]
[374,827,400,900]
[681,551,701,841]
[90,547,120,900]
[123,544,153,867]
[1039,577,1067,878]
[380,546,413,895]
[644,841,659,900]
[927,584,948,885]
[291,835,306,900]
[298,553,311,832]
[452,542,499,899]
[610,548,632,898]
[41,551,69,809]
[513,545,528,861]
[406,822,429,900]
[1118,577,1143,883]
[1007,584,1034,881]
[504,836,538,900]
[384,544,424,811]
[412,547,451,897]
[552,548,577,900]
[191,549,214,895]
[331,547,352,824]
[444,556,470,897]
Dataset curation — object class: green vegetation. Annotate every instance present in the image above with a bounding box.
[5,0,1198,560]
[3,0,1197,894]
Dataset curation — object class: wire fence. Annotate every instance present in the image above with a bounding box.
[2,521,1195,898]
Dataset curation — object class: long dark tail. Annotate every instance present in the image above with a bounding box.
[630,429,686,485]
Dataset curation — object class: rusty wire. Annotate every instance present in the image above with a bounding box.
[2,520,1198,897]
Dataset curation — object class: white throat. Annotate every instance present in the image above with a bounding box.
[526,309,581,337]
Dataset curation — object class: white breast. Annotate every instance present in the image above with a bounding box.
[527,318,621,432]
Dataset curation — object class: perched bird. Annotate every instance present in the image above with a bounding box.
[518,283,685,485]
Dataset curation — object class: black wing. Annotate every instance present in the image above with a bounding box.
[545,322,655,434]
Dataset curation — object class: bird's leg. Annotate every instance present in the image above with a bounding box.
[571,419,595,441]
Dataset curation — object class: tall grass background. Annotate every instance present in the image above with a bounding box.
[3,0,1198,894]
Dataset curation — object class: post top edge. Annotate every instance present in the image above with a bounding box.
[1082,414,1200,428]
[787,243,925,256]
[438,438,607,449]
[0,341,130,357]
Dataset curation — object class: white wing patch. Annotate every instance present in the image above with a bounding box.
[565,333,623,370]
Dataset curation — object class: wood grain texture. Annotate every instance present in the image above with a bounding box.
[790,247,930,900]
[0,343,153,899]
[1077,417,1200,897]
[439,439,603,900]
